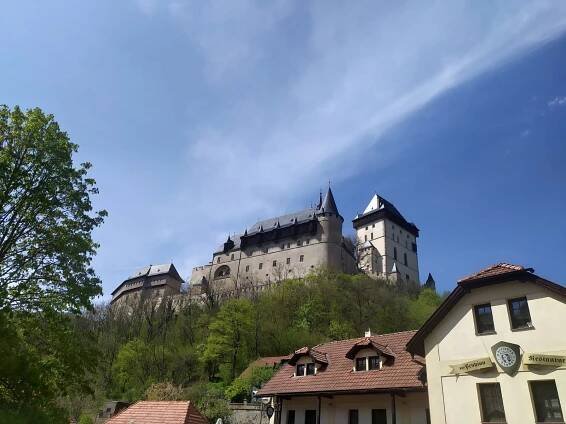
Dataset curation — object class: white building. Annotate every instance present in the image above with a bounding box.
[407,263,566,424]
[353,194,419,284]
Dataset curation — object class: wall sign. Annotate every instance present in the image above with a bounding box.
[523,353,566,367]
[491,341,521,376]
[449,357,494,374]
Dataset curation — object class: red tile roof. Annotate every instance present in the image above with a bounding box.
[289,347,328,365]
[105,401,207,424]
[457,263,530,283]
[258,330,425,396]
[240,355,290,378]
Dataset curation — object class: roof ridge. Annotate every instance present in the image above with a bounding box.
[458,262,527,282]
[313,329,418,349]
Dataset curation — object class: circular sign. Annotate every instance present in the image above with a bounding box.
[495,346,517,368]
[266,406,275,418]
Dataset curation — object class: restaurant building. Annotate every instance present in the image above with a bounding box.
[406,263,566,424]
[258,330,429,424]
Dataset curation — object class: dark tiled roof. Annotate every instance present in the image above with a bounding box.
[258,331,425,396]
[352,194,418,236]
[407,263,566,357]
[111,263,183,296]
[105,401,207,424]
[319,187,340,217]
[345,338,395,360]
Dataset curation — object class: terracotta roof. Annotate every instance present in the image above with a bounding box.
[105,401,207,424]
[240,355,290,378]
[258,331,425,396]
[289,347,328,365]
[458,263,531,283]
[407,263,566,357]
[345,338,396,360]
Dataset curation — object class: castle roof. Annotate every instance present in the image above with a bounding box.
[319,187,340,217]
[111,263,183,298]
[353,193,419,236]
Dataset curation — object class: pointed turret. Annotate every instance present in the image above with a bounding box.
[319,187,340,216]
[424,273,436,291]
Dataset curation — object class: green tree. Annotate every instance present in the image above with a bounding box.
[0,106,106,421]
[203,298,254,382]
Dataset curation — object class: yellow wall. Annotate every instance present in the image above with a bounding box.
[424,279,566,424]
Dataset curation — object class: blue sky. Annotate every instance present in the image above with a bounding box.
[2,1,566,297]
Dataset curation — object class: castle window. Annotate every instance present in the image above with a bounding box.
[394,247,398,260]
[231,254,234,260]
[245,265,250,272]
[371,233,373,239]
[406,274,410,280]
[214,265,230,279]
[259,263,263,270]
[281,244,285,250]
[286,258,291,265]
[306,240,310,244]
[300,255,304,262]
[365,226,368,230]
[372,224,375,228]
[404,253,408,266]
[216,257,220,263]
[412,243,417,253]
[287,243,291,249]
[297,240,302,246]
[364,235,367,241]
[273,260,277,267]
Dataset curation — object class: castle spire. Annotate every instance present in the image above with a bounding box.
[319,186,339,216]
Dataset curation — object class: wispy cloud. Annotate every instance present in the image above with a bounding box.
[131,0,566,277]
[548,96,566,107]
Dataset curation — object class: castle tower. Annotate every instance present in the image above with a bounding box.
[317,187,343,244]
[352,194,420,283]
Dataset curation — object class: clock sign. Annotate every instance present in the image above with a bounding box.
[491,341,521,376]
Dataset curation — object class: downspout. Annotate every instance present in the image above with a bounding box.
[391,393,396,424]
[317,396,321,424]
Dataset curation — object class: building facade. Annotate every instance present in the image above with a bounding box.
[258,330,429,424]
[353,194,419,284]
[110,263,183,307]
[190,188,357,298]
[407,263,566,424]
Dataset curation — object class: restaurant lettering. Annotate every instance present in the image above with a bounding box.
[449,357,493,374]
[524,353,566,367]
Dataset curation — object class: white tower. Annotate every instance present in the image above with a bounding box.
[352,194,419,283]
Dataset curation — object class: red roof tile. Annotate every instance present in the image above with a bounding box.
[240,355,290,378]
[105,401,207,424]
[258,330,425,396]
[458,263,529,283]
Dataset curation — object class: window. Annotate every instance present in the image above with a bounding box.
[406,274,410,281]
[297,240,302,246]
[286,258,291,265]
[300,255,304,262]
[372,409,387,424]
[412,242,417,252]
[305,410,316,424]
[287,410,295,424]
[216,257,220,263]
[259,263,263,270]
[281,244,285,250]
[296,364,305,376]
[372,223,375,228]
[474,303,495,334]
[478,383,507,423]
[365,226,368,230]
[394,247,398,260]
[245,265,250,272]
[371,232,373,239]
[355,357,366,371]
[306,363,315,375]
[404,252,408,266]
[287,243,291,248]
[272,260,277,267]
[365,235,367,241]
[368,356,380,370]
[231,253,234,260]
[306,240,310,244]
[348,410,359,424]
[530,380,563,422]
[214,265,230,279]
[508,297,532,329]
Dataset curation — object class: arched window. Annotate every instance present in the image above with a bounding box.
[404,252,408,266]
[214,265,231,279]
[394,247,398,260]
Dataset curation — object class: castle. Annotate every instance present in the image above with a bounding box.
[110,188,422,305]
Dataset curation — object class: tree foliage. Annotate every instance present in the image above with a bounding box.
[0,106,106,422]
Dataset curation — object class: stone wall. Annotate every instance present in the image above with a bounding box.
[229,403,269,424]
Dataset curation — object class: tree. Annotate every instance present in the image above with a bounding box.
[203,298,254,382]
[0,105,106,420]
[0,105,106,313]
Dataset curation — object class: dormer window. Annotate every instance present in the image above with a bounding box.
[306,363,315,375]
[296,364,305,376]
[368,356,380,370]
[355,358,366,371]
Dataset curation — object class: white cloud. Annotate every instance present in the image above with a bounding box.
[548,96,566,107]
[132,0,566,279]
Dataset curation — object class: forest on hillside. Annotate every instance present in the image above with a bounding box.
[62,271,443,422]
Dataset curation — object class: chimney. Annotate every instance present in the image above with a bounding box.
[365,329,372,337]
